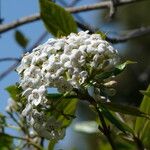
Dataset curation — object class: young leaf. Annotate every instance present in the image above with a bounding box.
[39,0,77,37]
[100,102,149,118]
[140,90,150,97]
[48,139,57,150]
[6,85,23,102]
[15,30,29,48]
[100,107,133,134]
[134,85,150,149]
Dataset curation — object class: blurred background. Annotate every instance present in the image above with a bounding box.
[0,0,150,149]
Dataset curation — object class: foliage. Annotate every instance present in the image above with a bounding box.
[39,0,77,37]
[0,0,149,150]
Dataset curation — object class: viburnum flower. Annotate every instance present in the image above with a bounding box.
[17,31,119,140]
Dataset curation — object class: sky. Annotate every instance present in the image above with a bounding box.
[0,0,125,149]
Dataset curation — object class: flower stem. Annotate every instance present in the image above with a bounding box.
[133,136,144,150]
[75,89,116,150]
[96,106,116,150]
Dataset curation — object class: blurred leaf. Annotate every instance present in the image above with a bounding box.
[134,85,150,149]
[116,61,136,70]
[5,85,23,102]
[0,133,13,150]
[56,98,78,127]
[46,93,77,100]
[47,93,78,126]
[95,61,136,80]
[140,90,150,97]
[48,139,57,150]
[100,102,149,118]
[74,121,99,134]
[100,107,133,134]
[96,31,107,40]
[15,30,29,48]
[39,0,77,37]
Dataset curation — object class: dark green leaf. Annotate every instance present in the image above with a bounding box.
[134,85,150,149]
[0,133,13,150]
[15,30,29,48]
[95,61,136,80]
[46,93,77,100]
[100,102,149,118]
[39,0,77,37]
[100,107,133,133]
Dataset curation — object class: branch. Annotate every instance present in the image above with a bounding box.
[0,61,20,81]
[0,31,48,81]
[106,26,150,43]
[77,21,150,43]
[0,57,20,62]
[0,0,146,34]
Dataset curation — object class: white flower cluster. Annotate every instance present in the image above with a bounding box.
[17,31,119,139]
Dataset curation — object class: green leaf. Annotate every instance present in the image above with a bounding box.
[56,98,78,127]
[100,107,133,134]
[15,30,29,48]
[134,85,150,149]
[95,61,136,80]
[116,61,136,70]
[0,133,13,150]
[5,85,23,102]
[100,102,149,118]
[96,31,107,40]
[46,93,78,127]
[46,93,77,100]
[39,0,77,37]
[74,121,99,134]
[140,90,150,97]
[48,139,57,150]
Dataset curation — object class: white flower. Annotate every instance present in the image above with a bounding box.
[17,31,120,135]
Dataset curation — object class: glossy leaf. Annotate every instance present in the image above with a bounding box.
[100,107,133,133]
[15,30,29,48]
[95,61,136,80]
[100,102,149,118]
[39,0,77,37]
[134,85,150,149]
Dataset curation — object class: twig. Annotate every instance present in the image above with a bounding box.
[96,107,116,150]
[8,135,43,150]
[77,20,150,43]
[28,30,48,52]
[0,0,147,34]
[0,57,20,62]
[0,31,48,81]
[133,136,144,150]
[0,61,20,81]
[106,26,150,43]
[75,89,116,150]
